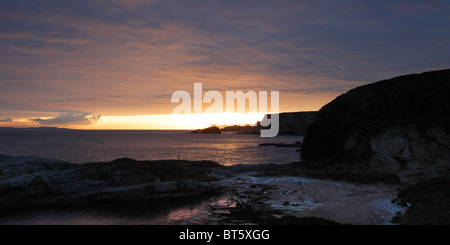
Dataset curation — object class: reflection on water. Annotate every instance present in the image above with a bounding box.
[0,130,303,165]
[0,194,238,225]
[0,130,303,224]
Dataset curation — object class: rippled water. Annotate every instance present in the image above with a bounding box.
[0,129,303,165]
[0,129,303,225]
[0,194,235,225]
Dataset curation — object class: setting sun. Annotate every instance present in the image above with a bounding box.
[87,112,266,130]
[1,0,450,229]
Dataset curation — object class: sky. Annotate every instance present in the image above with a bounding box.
[1,0,449,129]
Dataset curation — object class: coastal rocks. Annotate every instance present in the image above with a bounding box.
[0,156,222,209]
[190,111,317,136]
[344,123,450,182]
[0,154,73,179]
[257,161,401,185]
[259,141,302,148]
[262,111,317,135]
[233,124,262,134]
[190,126,221,134]
[55,179,216,205]
[222,125,258,134]
[393,176,450,224]
[213,174,404,225]
[301,69,450,182]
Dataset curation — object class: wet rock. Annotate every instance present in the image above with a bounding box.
[260,215,341,225]
[393,176,450,224]
[0,156,222,209]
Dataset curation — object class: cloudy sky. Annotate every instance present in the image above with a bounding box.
[1,0,449,129]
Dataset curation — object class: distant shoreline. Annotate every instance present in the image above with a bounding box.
[0,127,196,131]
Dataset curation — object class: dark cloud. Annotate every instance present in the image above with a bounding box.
[0,118,12,122]
[1,0,449,118]
[31,112,101,125]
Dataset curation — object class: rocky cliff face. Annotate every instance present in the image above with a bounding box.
[262,111,317,135]
[301,69,450,182]
[344,122,450,181]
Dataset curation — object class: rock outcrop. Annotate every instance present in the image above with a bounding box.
[259,141,302,148]
[393,176,450,224]
[262,111,317,135]
[192,111,317,135]
[190,126,221,134]
[301,69,450,182]
[0,155,221,209]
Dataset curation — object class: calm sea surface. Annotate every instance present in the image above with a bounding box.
[0,129,303,225]
[0,129,303,165]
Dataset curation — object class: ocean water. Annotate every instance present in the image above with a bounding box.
[0,129,303,225]
[0,195,235,225]
[0,129,303,165]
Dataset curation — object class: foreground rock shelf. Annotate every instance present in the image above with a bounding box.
[1,154,450,224]
[0,155,222,209]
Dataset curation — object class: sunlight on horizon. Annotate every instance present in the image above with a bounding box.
[87,113,266,130]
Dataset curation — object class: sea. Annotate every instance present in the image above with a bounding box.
[0,129,303,165]
[0,129,303,225]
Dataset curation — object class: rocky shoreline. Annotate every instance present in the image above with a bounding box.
[0,155,222,210]
[2,70,450,225]
[2,153,447,225]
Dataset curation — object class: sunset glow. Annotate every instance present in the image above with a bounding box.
[0,113,266,130]
[89,113,266,130]
[1,1,449,129]
[1,0,450,229]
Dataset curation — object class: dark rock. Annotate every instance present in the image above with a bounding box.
[260,215,341,225]
[301,69,450,182]
[190,126,221,134]
[235,122,262,134]
[0,156,223,209]
[393,176,450,224]
[220,111,317,135]
[259,141,302,148]
[262,111,317,135]
[302,168,401,184]
[221,125,254,132]
[257,162,401,184]
[225,163,280,174]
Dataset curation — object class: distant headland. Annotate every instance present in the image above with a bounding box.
[191,111,318,135]
[0,127,76,131]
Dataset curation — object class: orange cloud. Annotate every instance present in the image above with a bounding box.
[1,0,449,129]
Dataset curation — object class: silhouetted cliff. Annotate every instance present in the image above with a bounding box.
[261,111,317,135]
[192,111,317,135]
[301,69,450,181]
